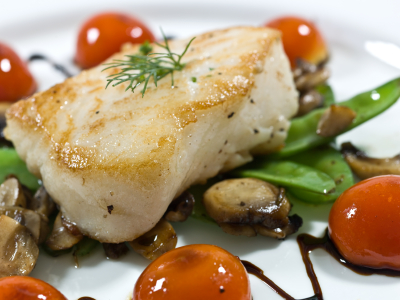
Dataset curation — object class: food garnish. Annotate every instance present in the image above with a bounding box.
[266,16,328,68]
[75,12,155,69]
[0,215,39,277]
[129,218,177,260]
[272,77,400,158]
[341,142,400,179]
[0,43,36,102]
[202,178,302,238]
[133,244,251,300]
[329,175,400,270]
[0,276,67,300]
[103,31,195,97]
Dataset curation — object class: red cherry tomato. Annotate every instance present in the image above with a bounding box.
[75,12,155,69]
[265,16,328,68]
[0,276,67,300]
[134,244,251,300]
[0,43,37,102]
[329,175,400,270]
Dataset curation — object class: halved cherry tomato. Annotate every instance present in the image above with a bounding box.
[0,276,67,300]
[74,12,155,69]
[265,16,328,68]
[134,244,251,300]
[0,43,37,102]
[329,175,400,270]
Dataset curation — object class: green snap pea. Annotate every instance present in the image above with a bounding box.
[316,84,335,107]
[0,147,40,190]
[189,179,218,224]
[232,160,335,194]
[42,238,100,258]
[287,146,354,203]
[272,77,400,158]
[73,237,100,257]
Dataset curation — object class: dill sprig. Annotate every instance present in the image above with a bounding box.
[103,31,195,97]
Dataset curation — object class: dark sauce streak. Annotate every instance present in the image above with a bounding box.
[241,260,295,300]
[28,54,73,78]
[297,228,400,277]
[78,297,96,300]
[242,228,400,300]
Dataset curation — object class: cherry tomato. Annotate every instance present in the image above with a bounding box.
[0,276,67,300]
[265,16,328,68]
[134,244,251,300]
[75,12,155,69]
[0,43,37,102]
[329,175,400,270]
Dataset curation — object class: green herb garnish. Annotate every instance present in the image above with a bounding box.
[103,30,195,97]
[139,41,153,55]
[191,77,197,83]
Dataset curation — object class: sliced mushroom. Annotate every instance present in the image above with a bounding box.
[254,215,303,240]
[164,191,195,222]
[103,243,129,259]
[61,215,83,237]
[0,206,43,244]
[30,186,56,219]
[219,223,256,237]
[341,142,400,179]
[317,105,356,137]
[202,178,302,239]
[203,178,291,226]
[129,218,177,260]
[0,215,39,277]
[293,58,330,92]
[296,90,324,117]
[45,212,83,251]
[0,177,27,208]
[295,68,330,92]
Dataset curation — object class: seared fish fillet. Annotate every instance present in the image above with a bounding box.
[5,27,298,243]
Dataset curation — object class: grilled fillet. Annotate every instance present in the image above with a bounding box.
[5,27,298,243]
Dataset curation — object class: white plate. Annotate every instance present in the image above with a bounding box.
[2,1,400,299]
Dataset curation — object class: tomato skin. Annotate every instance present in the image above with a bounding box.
[265,16,328,68]
[134,244,251,300]
[0,276,67,300]
[0,43,37,102]
[75,12,155,69]
[329,175,400,270]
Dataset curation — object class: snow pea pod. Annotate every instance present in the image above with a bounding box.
[74,237,100,257]
[287,146,354,203]
[189,178,218,224]
[316,84,335,107]
[273,77,400,158]
[0,147,40,190]
[232,159,335,194]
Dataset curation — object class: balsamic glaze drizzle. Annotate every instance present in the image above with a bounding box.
[78,297,96,300]
[297,228,400,277]
[242,260,319,300]
[28,54,73,78]
[243,228,400,300]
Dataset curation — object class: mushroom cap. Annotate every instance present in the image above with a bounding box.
[0,215,39,277]
[0,177,27,208]
[202,178,291,226]
[129,218,177,261]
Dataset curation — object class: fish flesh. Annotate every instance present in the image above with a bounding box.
[5,27,298,243]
